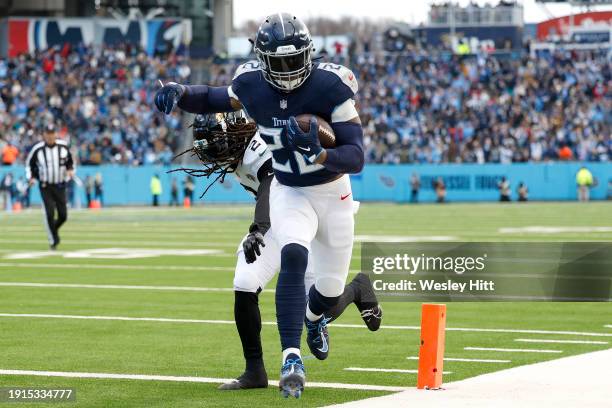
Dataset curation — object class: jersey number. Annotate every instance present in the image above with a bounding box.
[249,139,262,151]
[258,126,324,175]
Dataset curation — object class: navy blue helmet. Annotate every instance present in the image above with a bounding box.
[254,12,313,92]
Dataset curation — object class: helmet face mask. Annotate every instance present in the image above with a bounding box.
[254,13,313,92]
[190,111,255,166]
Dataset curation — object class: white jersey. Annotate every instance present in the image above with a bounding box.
[234,131,273,195]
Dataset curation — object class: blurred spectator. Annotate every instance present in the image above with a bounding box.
[410,172,420,203]
[498,176,511,202]
[2,142,19,165]
[433,177,446,203]
[94,173,104,205]
[85,175,93,207]
[517,182,528,202]
[151,174,162,206]
[576,166,594,202]
[1,43,188,166]
[15,176,30,207]
[170,178,179,206]
[183,176,195,204]
[1,172,14,210]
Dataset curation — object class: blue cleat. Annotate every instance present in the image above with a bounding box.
[305,316,331,360]
[279,357,305,398]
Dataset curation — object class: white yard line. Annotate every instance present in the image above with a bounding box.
[465,347,562,354]
[0,263,361,274]
[327,349,612,408]
[0,282,279,293]
[0,239,236,248]
[345,367,452,374]
[0,262,234,271]
[0,369,407,392]
[0,313,611,338]
[514,338,608,345]
[498,226,612,234]
[604,325,612,329]
[406,357,510,363]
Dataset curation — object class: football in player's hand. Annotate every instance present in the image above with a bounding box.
[295,114,336,148]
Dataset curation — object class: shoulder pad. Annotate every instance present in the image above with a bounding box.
[316,62,358,95]
[233,60,261,80]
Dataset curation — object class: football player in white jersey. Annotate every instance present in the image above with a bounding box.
[172,112,382,391]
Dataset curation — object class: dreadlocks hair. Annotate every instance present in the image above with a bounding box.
[168,112,258,197]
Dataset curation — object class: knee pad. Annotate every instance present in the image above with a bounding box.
[233,273,261,293]
[315,276,345,298]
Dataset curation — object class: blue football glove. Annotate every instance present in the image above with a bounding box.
[286,116,323,164]
[154,82,185,114]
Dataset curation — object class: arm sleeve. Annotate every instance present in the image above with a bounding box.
[65,147,74,171]
[177,85,235,114]
[25,146,39,181]
[249,175,272,236]
[323,121,365,174]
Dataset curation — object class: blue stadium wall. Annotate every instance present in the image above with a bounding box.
[1,163,610,206]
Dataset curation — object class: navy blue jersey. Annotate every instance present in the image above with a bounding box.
[230,61,358,187]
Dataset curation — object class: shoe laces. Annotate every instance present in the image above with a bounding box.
[360,307,381,319]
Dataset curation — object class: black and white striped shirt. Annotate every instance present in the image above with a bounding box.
[25,140,75,185]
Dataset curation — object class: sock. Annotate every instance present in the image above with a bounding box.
[282,347,301,363]
[276,243,308,351]
[325,283,357,324]
[305,304,322,322]
[307,284,340,317]
[234,291,264,372]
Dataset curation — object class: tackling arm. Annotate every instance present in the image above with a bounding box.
[178,85,242,114]
[154,83,241,115]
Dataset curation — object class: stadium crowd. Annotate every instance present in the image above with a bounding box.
[0,43,190,167]
[355,49,610,164]
[1,44,610,167]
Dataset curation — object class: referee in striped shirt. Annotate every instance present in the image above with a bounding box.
[25,124,75,250]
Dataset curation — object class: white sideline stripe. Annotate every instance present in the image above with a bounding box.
[0,369,408,393]
[0,282,279,293]
[605,325,612,329]
[465,347,562,354]
[1,313,611,338]
[406,357,510,363]
[514,338,608,345]
[344,367,452,375]
[328,349,612,407]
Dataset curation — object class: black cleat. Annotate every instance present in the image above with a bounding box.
[218,368,268,390]
[351,273,383,331]
[360,305,383,331]
[305,316,330,360]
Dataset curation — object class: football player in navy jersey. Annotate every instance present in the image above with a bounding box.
[155,13,366,398]
[179,113,381,392]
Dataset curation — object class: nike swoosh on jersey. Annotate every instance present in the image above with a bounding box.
[297,146,311,152]
[341,193,352,200]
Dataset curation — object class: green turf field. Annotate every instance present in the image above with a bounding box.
[0,202,610,407]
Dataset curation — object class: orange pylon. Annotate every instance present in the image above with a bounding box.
[417,303,446,389]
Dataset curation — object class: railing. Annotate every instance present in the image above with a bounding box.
[428,6,524,27]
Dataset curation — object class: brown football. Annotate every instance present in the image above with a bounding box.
[295,114,336,148]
